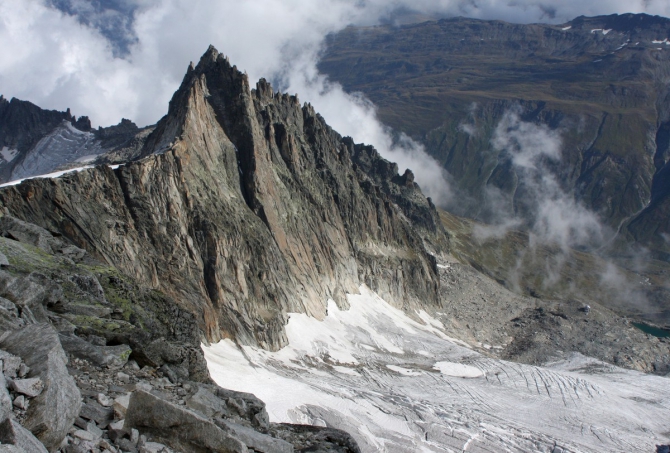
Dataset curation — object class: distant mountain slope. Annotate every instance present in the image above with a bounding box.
[319,13,670,260]
[0,96,151,183]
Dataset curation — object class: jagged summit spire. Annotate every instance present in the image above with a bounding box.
[193,45,232,73]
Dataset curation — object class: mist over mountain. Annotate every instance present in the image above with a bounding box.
[319,12,670,326]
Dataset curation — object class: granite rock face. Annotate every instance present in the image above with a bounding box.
[0,46,448,350]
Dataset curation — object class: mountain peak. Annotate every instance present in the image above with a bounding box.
[0,47,448,349]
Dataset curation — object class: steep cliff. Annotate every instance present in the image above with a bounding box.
[0,46,448,350]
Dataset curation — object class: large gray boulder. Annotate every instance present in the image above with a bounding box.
[125,390,247,453]
[0,216,58,254]
[0,418,48,453]
[0,323,81,451]
[215,419,293,453]
[0,271,58,324]
[0,359,13,420]
[58,334,130,369]
[185,386,229,419]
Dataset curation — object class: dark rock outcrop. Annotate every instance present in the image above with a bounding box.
[0,46,449,350]
[125,390,248,453]
[0,96,152,184]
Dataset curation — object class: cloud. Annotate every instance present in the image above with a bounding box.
[470,107,660,313]
[1,0,670,203]
[473,108,605,251]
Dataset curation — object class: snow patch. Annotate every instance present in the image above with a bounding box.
[75,154,97,163]
[0,147,18,163]
[9,121,104,181]
[333,365,359,376]
[561,26,571,31]
[591,29,611,35]
[652,38,669,44]
[0,166,94,188]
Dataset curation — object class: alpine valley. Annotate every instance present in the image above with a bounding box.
[0,14,668,453]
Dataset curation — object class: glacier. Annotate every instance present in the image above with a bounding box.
[205,285,670,453]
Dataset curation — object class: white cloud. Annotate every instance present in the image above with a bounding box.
[0,0,669,203]
[485,109,605,251]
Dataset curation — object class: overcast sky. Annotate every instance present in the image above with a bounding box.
[1,0,669,202]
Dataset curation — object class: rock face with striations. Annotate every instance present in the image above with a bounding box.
[0,46,448,349]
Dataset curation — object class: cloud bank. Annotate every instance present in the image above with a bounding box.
[1,0,669,202]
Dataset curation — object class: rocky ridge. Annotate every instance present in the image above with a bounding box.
[0,45,447,451]
[0,46,449,350]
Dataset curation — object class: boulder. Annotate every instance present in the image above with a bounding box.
[139,441,170,453]
[0,360,13,420]
[0,296,20,331]
[13,395,28,410]
[96,393,112,407]
[10,378,44,398]
[0,216,58,254]
[212,386,269,429]
[215,419,293,453]
[125,390,247,453]
[58,334,131,369]
[79,401,114,425]
[1,351,22,377]
[270,424,361,453]
[0,324,81,451]
[185,386,229,419]
[112,393,131,420]
[67,275,106,303]
[0,271,60,319]
[0,418,48,453]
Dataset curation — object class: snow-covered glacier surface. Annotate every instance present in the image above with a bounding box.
[204,285,670,453]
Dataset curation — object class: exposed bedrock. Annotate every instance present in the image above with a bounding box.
[0,46,449,350]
